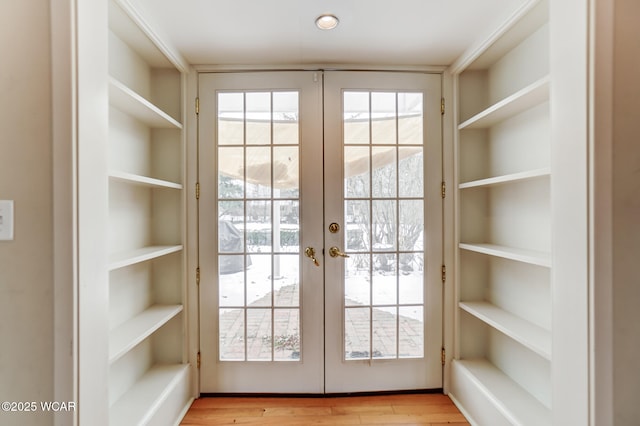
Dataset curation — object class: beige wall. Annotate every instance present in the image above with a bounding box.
[0,1,54,425]
[613,0,640,424]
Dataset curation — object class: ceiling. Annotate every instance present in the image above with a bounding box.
[133,0,527,67]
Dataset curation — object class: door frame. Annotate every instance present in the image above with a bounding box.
[187,66,450,396]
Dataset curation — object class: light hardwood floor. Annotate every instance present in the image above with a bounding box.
[180,393,470,425]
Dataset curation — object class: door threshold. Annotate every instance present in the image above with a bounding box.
[200,388,443,398]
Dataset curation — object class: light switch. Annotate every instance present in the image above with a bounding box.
[0,200,14,241]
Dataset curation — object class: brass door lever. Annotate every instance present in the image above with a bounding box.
[329,246,349,258]
[305,247,320,266]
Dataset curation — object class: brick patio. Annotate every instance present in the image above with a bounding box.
[218,284,424,361]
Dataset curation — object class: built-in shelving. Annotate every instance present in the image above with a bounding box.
[459,168,550,189]
[109,364,189,426]
[458,76,549,130]
[459,302,551,359]
[451,0,551,423]
[108,245,183,271]
[109,304,183,363]
[459,243,550,267]
[109,170,183,190]
[109,78,182,129]
[106,0,191,424]
[453,359,552,426]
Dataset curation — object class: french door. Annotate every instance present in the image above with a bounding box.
[199,71,442,394]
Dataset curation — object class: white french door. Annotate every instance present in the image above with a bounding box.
[199,72,324,393]
[198,71,442,394]
[323,72,442,392]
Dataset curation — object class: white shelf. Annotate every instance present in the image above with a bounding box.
[109,170,183,190]
[459,302,551,360]
[453,359,551,426]
[109,364,189,426]
[458,76,549,130]
[459,243,550,267]
[109,77,182,129]
[109,245,183,271]
[459,168,550,189]
[109,304,183,364]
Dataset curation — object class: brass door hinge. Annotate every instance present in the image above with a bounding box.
[197,351,201,369]
[442,265,446,283]
[441,182,446,199]
[196,267,201,285]
[441,348,446,365]
[441,98,445,115]
[195,97,200,115]
[196,182,200,200]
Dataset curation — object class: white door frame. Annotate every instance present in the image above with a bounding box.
[192,67,444,393]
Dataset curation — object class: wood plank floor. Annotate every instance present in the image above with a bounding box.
[180,393,470,425]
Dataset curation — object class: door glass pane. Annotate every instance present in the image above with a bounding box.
[217,91,301,362]
[345,307,371,359]
[343,92,369,145]
[218,93,244,145]
[273,92,299,145]
[274,309,300,360]
[371,92,396,145]
[344,146,370,198]
[246,254,272,307]
[399,147,424,197]
[342,91,425,361]
[372,146,397,198]
[373,307,398,358]
[372,253,397,305]
[218,201,244,252]
[219,308,244,360]
[399,200,424,251]
[345,200,370,252]
[399,306,424,357]
[247,309,272,360]
[218,147,244,198]
[274,200,299,252]
[372,200,396,251]
[399,253,424,304]
[218,255,244,306]
[246,92,271,145]
[246,200,271,253]
[273,254,299,306]
[274,146,299,198]
[345,255,371,306]
[398,93,423,145]
[246,146,271,198]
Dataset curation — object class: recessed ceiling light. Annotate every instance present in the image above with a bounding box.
[315,14,339,30]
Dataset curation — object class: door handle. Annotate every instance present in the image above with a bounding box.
[305,247,320,266]
[329,246,350,258]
